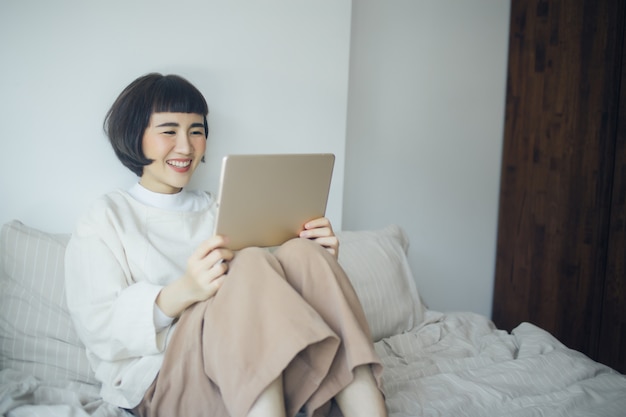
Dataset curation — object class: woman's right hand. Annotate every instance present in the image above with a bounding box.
[156,235,233,318]
[184,235,233,300]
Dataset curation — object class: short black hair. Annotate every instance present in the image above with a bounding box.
[104,73,209,177]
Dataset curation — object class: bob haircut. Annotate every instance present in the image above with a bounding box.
[104,73,209,177]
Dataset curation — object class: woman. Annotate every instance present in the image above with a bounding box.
[64,73,387,417]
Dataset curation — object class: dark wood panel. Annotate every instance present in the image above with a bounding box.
[492,0,624,366]
[598,15,626,373]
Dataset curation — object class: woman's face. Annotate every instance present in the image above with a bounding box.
[140,112,207,194]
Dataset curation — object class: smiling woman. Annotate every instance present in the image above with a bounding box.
[63,73,387,417]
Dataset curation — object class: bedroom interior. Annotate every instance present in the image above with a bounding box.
[1,0,626,415]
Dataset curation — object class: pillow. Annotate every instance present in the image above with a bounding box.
[337,224,425,341]
[0,220,97,386]
[0,220,422,388]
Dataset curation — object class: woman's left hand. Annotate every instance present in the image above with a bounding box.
[300,217,339,259]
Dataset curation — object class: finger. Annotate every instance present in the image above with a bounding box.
[197,248,234,273]
[315,240,338,259]
[212,256,231,275]
[302,218,336,240]
[300,226,333,239]
[204,275,226,299]
[190,235,229,261]
[309,235,336,247]
[212,247,234,264]
[304,217,332,230]
[310,236,339,256]
[197,260,229,289]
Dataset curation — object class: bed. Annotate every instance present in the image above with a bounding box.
[1,220,625,416]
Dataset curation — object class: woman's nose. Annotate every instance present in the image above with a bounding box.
[175,134,193,154]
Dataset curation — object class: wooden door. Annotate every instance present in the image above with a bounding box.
[492,0,626,372]
[597,35,626,372]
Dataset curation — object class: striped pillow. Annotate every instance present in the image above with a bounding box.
[0,220,97,385]
[0,220,423,388]
[337,225,425,341]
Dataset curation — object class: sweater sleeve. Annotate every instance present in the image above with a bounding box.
[64,210,169,361]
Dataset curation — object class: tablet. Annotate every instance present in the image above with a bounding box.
[213,153,335,250]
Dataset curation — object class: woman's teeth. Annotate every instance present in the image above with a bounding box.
[167,160,191,168]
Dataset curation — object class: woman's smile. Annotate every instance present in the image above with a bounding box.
[167,158,193,172]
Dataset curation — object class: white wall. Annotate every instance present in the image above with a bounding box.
[0,0,351,233]
[1,0,511,318]
[343,0,511,317]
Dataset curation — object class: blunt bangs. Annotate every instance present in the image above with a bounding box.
[151,75,209,122]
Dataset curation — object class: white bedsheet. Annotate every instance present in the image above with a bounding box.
[0,369,128,417]
[376,311,626,417]
[2,311,626,417]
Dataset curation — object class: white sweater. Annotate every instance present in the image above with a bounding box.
[64,187,215,408]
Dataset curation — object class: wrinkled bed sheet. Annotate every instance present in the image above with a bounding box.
[2,311,626,417]
[0,369,128,417]
[377,311,626,417]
